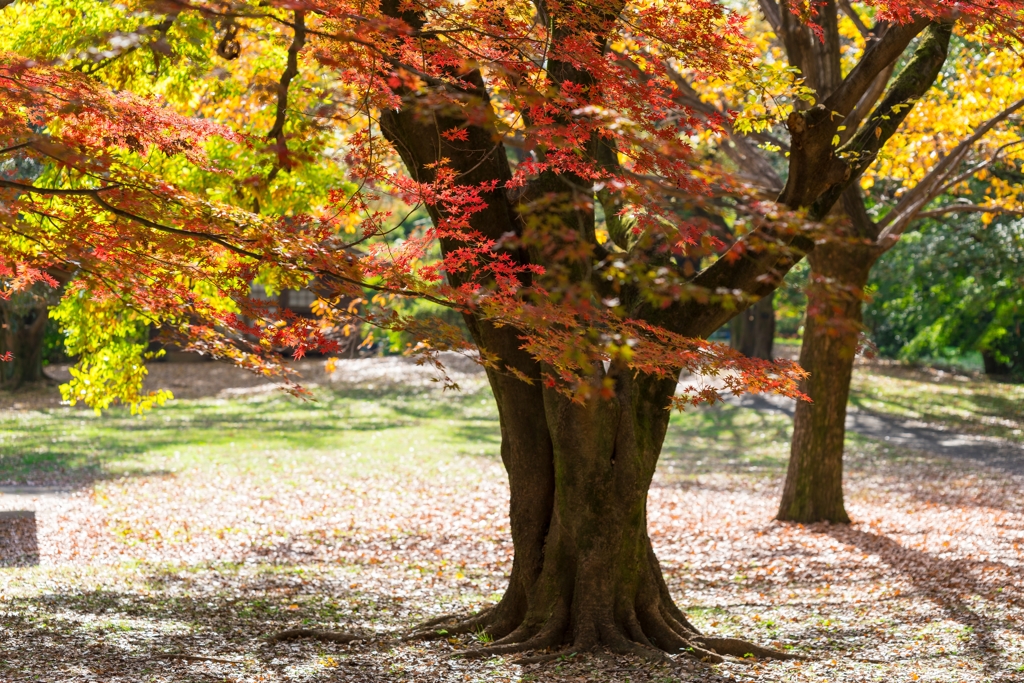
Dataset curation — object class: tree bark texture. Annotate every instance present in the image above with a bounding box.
[730,293,776,360]
[777,242,880,523]
[0,287,51,390]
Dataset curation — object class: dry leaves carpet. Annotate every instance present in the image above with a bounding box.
[0,356,1022,682]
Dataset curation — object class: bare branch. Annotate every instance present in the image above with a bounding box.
[877,97,1024,242]
[264,10,307,189]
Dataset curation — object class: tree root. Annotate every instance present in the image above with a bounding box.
[400,596,810,667]
[695,637,809,661]
[266,629,362,645]
[412,606,494,631]
[454,621,565,660]
[402,607,495,641]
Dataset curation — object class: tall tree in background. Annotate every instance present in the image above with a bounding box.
[2,0,1022,660]
[773,12,1024,523]
[683,1,1024,523]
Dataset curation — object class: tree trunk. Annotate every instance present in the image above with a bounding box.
[421,320,797,661]
[730,293,776,360]
[777,242,880,524]
[981,350,1010,377]
[0,288,51,390]
[467,367,712,659]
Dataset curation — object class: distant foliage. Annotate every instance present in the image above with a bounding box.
[866,215,1024,377]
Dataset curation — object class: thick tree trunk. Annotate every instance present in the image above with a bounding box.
[777,242,880,523]
[730,293,776,360]
[422,343,797,661]
[0,290,50,390]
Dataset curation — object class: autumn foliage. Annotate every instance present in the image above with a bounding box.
[2,0,1024,662]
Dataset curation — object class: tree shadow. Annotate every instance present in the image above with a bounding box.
[0,510,38,566]
[821,524,1022,676]
[0,566,407,682]
[660,402,793,477]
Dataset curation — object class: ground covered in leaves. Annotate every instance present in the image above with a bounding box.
[1,355,1022,682]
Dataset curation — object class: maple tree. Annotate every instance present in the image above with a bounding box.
[2,0,1023,662]
[681,2,1024,524]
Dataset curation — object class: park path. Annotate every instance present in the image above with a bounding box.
[724,392,1024,475]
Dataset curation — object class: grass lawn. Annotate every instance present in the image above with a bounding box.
[0,361,1022,682]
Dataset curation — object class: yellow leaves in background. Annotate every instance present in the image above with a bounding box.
[862,40,1024,214]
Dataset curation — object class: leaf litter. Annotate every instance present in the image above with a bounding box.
[0,358,1021,682]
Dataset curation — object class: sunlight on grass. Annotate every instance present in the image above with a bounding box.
[0,385,501,485]
[849,365,1024,443]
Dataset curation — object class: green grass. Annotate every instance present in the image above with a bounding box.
[849,365,1024,443]
[0,384,501,486]
[3,361,1019,488]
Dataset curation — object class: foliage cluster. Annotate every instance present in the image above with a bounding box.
[867,214,1024,376]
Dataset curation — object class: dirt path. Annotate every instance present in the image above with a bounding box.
[725,392,1024,475]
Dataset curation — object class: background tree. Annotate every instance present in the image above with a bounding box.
[2,0,1022,661]
[774,17,1024,523]
[682,0,1024,522]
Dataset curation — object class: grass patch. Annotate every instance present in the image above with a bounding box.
[0,384,501,486]
[849,363,1024,443]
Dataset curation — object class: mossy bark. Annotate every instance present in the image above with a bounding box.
[777,242,880,523]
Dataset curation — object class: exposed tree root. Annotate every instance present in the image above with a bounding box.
[456,628,563,660]
[266,629,362,645]
[694,637,809,661]
[402,606,496,641]
[411,606,494,631]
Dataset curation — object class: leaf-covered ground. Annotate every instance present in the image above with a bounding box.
[0,357,1022,682]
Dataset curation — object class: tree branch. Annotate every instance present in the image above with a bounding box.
[876,97,1024,242]
[838,0,871,38]
[812,21,955,218]
[758,0,783,33]
[266,10,306,184]
[0,179,114,196]
[821,16,929,119]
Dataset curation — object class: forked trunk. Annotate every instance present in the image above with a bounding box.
[777,243,880,524]
[427,322,796,662]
